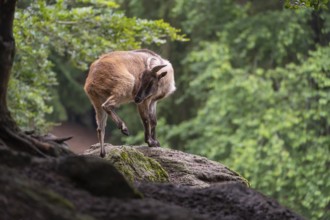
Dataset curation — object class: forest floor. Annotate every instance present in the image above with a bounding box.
[51,122,97,154]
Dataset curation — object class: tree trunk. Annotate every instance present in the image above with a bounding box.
[0,0,18,132]
[0,0,71,157]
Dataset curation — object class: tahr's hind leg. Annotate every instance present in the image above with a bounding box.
[95,107,107,158]
[102,96,130,136]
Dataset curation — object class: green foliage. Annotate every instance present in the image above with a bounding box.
[172,43,330,219]
[10,0,186,131]
[117,1,330,219]
[285,0,329,10]
[171,0,247,41]
[10,14,56,131]
[219,9,313,67]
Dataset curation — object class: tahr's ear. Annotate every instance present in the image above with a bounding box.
[158,71,167,80]
[147,57,157,70]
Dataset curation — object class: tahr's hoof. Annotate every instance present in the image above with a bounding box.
[121,127,130,136]
[148,140,161,148]
[100,151,106,158]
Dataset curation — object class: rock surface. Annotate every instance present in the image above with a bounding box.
[138,183,303,220]
[0,144,305,220]
[137,145,249,187]
[0,146,205,220]
[84,145,169,183]
[84,144,249,187]
[57,155,142,198]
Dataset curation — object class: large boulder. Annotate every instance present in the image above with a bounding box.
[0,147,206,220]
[0,144,305,220]
[84,144,249,187]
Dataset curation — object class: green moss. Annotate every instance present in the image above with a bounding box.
[22,185,75,210]
[105,146,169,183]
[230,170,250,187]
[4,171,95,220]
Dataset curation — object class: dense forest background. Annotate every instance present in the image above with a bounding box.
[9,0,329,219]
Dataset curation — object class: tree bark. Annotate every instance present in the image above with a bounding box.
[0,0,19,132]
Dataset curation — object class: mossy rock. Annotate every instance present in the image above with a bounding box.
[0,166,94,220]
[136,146,250,187]
[57,155,142,198]
[84,144,249,188]
[85,145,169,183]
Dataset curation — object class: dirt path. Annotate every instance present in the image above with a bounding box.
[51,122,97,154]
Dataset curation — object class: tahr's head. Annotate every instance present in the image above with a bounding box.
[134,60,167,104]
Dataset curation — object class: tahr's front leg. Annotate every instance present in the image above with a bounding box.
[149,101,160,147]
[137,101,159,147]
